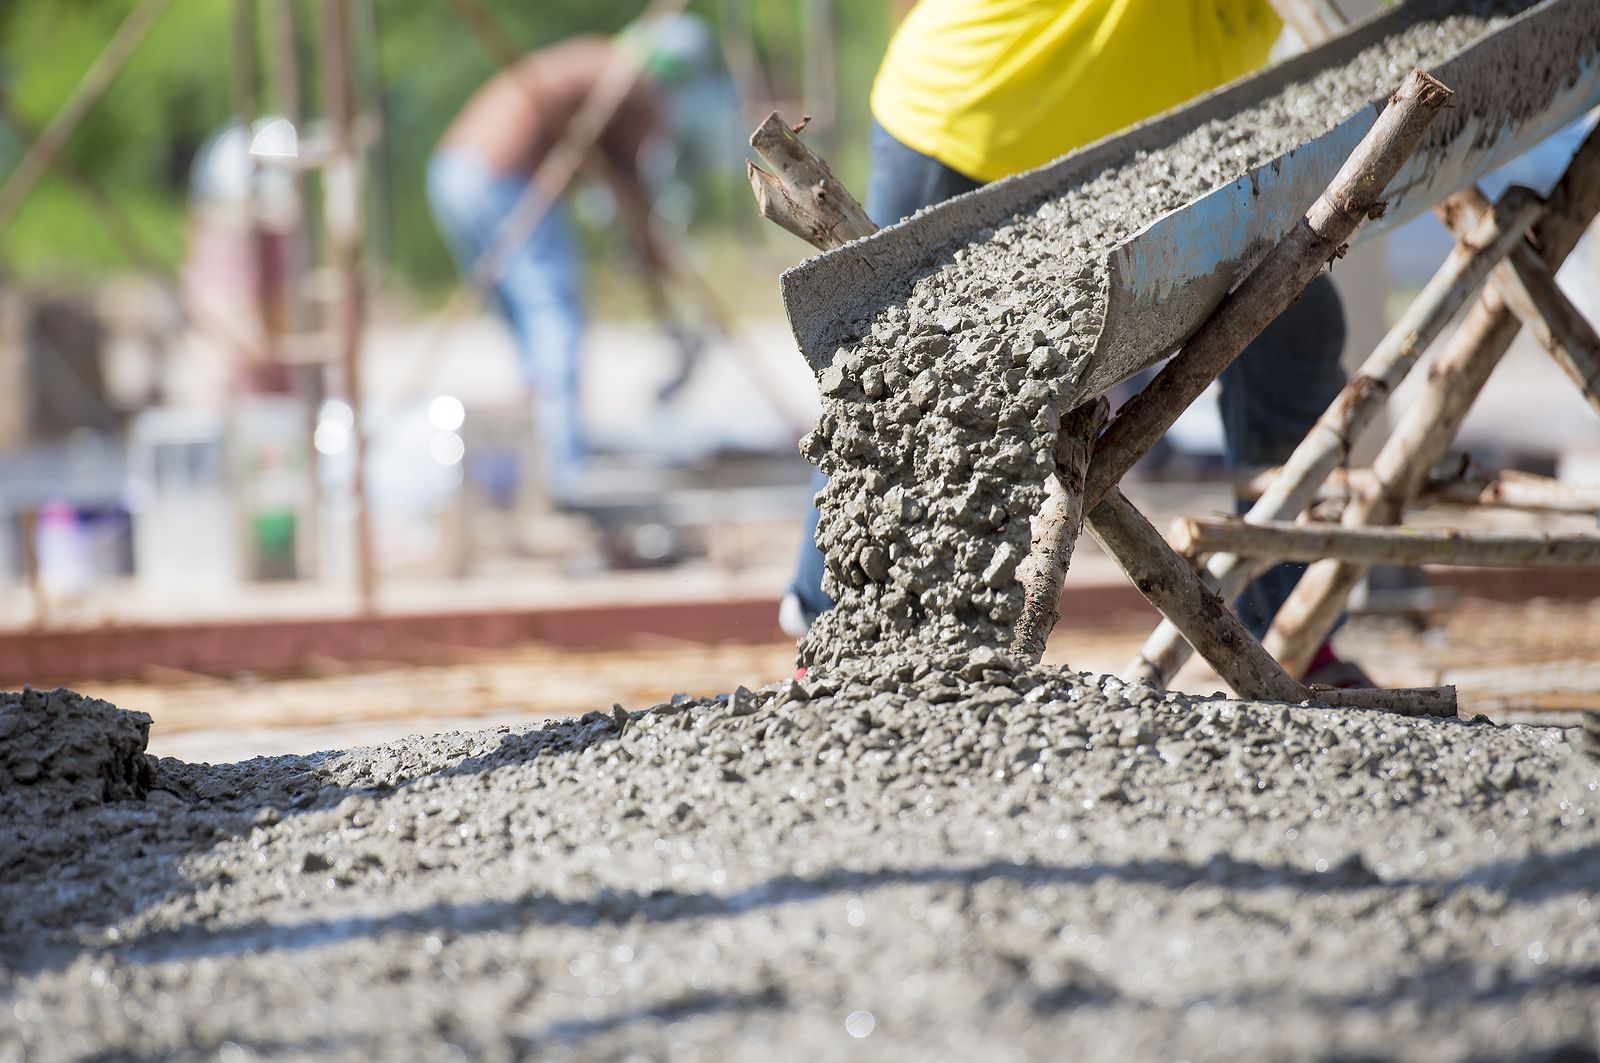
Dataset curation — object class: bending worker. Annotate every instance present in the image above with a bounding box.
[427,21,710,503]
[782,0,1366,686]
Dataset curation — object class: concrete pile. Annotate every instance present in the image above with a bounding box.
[2,674,1597,1058]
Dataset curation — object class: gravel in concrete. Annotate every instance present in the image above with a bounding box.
[2,677,1596,1061]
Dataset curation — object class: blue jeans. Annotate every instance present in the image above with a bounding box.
[788,123,1347,640]
[427,150,586,493]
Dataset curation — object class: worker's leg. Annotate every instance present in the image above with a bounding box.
[427,150,587,497]
[1218,274,1347,638]
[495,206,586,497]
[783,124,981,633]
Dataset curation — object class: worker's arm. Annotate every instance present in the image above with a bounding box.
[597,81,673,278]
[602,153,670,277]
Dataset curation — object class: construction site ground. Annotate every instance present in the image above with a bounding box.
[95,594,1600,764]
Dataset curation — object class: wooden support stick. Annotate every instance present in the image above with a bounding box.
[1172,518,1600,568]
[1439,187,1600,418]
[0,0,175,235]
[1122,183,1537,689]
[1236,465,1600,515]
[747,113,876,251]
[1011,398,1107,664]
[1264,121,1600,676]
[1084,70,1452,510]
[1085,489,1308,703]
[1308,685,1457,718]
[320,0,376,611]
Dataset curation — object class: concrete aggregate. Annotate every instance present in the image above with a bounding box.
[2,678,1597,1060]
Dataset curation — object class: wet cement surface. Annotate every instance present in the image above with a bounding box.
[3,678,1596,1060]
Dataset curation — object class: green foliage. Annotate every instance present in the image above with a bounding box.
[0,0,893,289]
[0,0,236,276]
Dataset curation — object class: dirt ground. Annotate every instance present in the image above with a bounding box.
[72,598,1600,764]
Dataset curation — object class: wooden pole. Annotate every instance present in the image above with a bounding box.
[747,112,876,251]
[1236,464,1600,515]
[320,0,376,611]
[0,0,176,235]
[1083,69,1452,510]
[0,103,166,276]
[234,0,283,381]
[1086,488,1308,703]
[1439,187,1600,418]
[1172,517,1600,569]
[442,0,526,72]
[1264,121,1600,675]
[1123,185,1542,688]
[1011,398,1107,664]
[799,0,838,158]
[1309,684,1456,718]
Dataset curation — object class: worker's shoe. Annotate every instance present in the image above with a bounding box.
[1302,640,1375,689]
[778,591,812,639]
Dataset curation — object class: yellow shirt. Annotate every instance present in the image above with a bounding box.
[872,0,1282,183]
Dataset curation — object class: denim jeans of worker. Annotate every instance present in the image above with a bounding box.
[787,123,1347,643]
[427,149,586,496]
[787,123,982,624]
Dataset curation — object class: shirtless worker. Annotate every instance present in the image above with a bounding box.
[427,20,709,503]
[781,0,1369,686]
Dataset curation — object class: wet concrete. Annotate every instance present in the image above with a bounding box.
[799,3,1534,669]
[0,687,155,813]
[2,675,1596,1060]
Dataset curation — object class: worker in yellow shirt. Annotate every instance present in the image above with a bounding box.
[783,0,1365,685]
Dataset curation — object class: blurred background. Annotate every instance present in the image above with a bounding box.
[0,0,898,623]
[4,0,1600,759]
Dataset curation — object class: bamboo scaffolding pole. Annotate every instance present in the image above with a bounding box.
[1236,465,1600,515]
[1083,70,1452,512]
[1086,488,1308,703]
[1173,517,1600,568]
[1011,398,1107,665]
[1264,121,1600,675]
[1439,187,1600,418]
[0,0,176,235]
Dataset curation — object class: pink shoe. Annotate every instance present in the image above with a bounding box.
[1302,640,1374,689]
